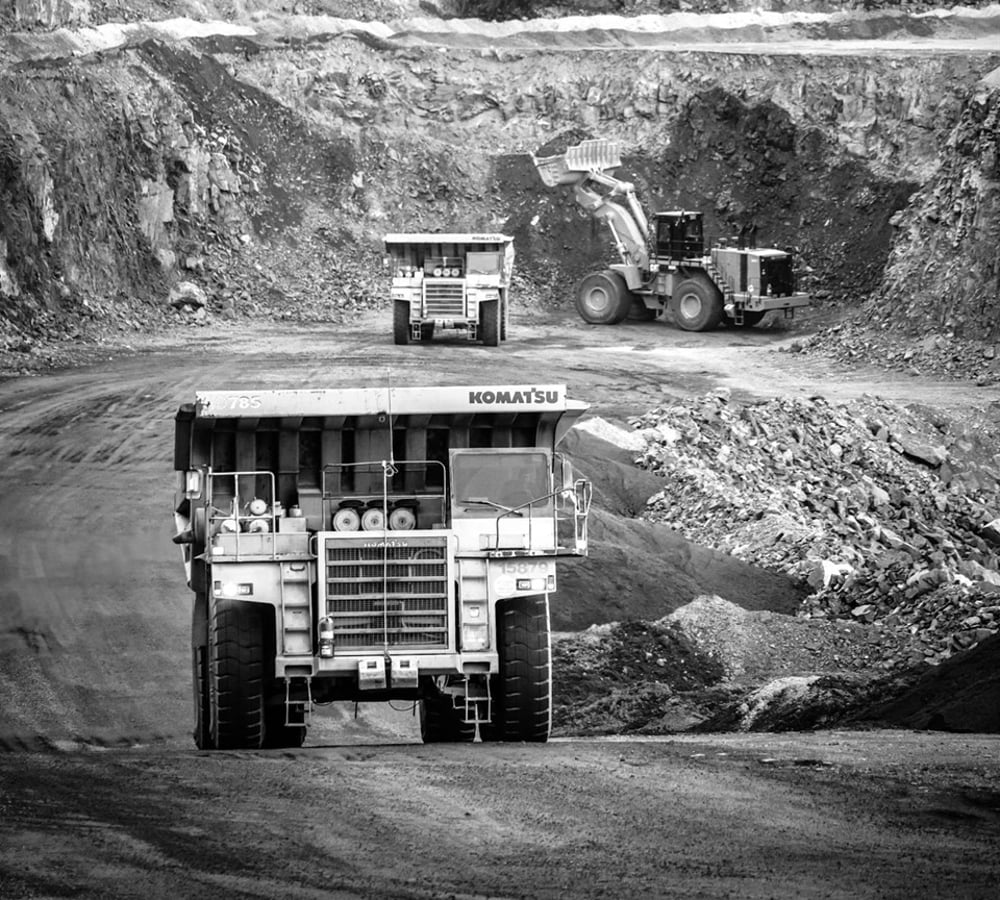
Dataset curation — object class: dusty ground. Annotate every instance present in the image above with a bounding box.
[2,306,999,897]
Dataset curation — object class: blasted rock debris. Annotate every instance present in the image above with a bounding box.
[631,389,1000,669]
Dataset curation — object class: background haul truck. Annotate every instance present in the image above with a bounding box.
[173,385,592,748]
[385,233,515,346]
[532,139,809,331]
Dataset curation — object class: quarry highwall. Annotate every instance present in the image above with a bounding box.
[1,23,998,344]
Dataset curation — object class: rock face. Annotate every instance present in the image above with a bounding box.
[871,71,1000,340]
[1,6,999,359]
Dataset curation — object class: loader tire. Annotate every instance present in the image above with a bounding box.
[575,270,632,325]
[479,595,551,743]
[480,298,501,347]
[393,300,411,345]
[669,274,724,332]
[209,598,265,750]
[419,678,477,743]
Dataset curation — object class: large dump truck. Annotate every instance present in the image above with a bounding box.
[384,232,515,346]
[531,139,809,331]
[172,384,592,748]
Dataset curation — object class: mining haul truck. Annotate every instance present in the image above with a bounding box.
[385,232,515,346]
[172,384,592,749]
[531,139,809,331]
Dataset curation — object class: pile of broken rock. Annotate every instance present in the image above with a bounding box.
[630,389,1000,670]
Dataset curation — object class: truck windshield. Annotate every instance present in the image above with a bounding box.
[452,450,551,514]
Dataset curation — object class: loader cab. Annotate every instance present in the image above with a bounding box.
[654,211,704,261]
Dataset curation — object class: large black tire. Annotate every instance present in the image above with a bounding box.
[480,298,501,347]
[575,270,632,325]
[393,300,411,345]
[500,293,508,342]
[479,595,551,743]
[210,598,265,750]
[419,323,435,342]
[192,644,214,750]
[669,274,724,332]
[723,310,767,328]
[419,678,477,743]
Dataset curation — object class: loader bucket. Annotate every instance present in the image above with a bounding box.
[531,139,622,186]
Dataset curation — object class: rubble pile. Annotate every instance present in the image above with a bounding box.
[631,390,1000,668]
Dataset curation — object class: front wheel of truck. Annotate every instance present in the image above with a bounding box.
[419,677,477,743]
[192,644,214,750]
[479,594,552,743]
[209,598,265,750]
[393,300,411,345]
[480,298,500,347]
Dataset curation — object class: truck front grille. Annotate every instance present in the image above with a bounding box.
[323,536,451,650]
[423,280,466,317]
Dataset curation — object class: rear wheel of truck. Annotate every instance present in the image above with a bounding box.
[393,300,411,345]
[480,298,501,346]
[209,598,265,750]
[420,323,435,341]
[478,594,551,743]
[576,270,632,325]
[669,274,724,332]
[419,677,477,743]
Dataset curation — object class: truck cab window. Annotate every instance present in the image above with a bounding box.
[452,450,550,514]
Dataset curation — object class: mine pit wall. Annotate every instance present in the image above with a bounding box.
[1,32,998,341]
[184,39,1000,300]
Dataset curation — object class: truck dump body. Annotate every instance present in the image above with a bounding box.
[173,385,591,749]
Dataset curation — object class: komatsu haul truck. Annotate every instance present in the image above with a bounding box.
[385,233,515,346]
[172,384,592,748]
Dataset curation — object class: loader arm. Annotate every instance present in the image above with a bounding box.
[572,172,650,271]
[531,139,651,272]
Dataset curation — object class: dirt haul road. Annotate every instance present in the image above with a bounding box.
[1,310,999,899]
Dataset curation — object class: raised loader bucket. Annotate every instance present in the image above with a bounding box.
[531,139,622,186]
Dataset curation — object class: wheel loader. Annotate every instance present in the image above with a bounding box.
[531,139,809,331]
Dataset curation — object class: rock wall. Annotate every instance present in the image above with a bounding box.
[1,11,998,351]
[870,69,1000,339]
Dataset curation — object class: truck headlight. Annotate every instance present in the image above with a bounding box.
[516,576,555,592]
[460,601,489,650]
[214,581,254,598]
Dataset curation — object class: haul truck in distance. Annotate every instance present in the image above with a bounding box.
[172,385,592,749]
[531,139,809,331]
[385,233,515,346]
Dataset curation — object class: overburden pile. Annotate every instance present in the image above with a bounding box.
[632,390,1000,668]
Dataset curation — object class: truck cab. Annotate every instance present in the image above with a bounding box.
[173,384,592,748]
[384,233,515,346]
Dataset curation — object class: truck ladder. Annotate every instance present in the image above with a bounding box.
[284,676,313,728]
